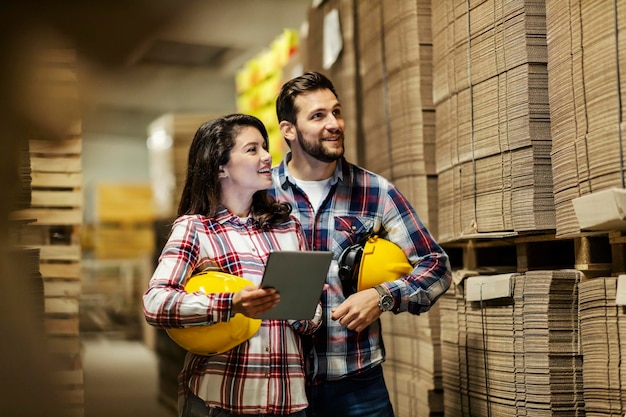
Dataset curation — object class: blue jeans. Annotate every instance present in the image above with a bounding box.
[182,393,307,417]
[305,365,395,417]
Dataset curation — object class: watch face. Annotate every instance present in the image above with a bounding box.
[380,295,394,311]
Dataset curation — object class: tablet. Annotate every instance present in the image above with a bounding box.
[260,250,333,320]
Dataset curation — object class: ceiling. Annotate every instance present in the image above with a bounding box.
[3,0,311,139]
[83,0,311,138]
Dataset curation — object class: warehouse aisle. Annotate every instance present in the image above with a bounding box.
[83,335,176,417]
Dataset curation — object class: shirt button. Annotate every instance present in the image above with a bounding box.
[351,226,356,231]
[265,346,270,352]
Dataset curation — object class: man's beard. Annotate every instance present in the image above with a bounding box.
[296,129,344,163]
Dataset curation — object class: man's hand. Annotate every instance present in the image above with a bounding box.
[331,288,381,332]
[232,286,280,318]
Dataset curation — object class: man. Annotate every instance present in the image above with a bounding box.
[270,71,452,417]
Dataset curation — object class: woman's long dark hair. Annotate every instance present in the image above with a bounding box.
[177,113,291,229]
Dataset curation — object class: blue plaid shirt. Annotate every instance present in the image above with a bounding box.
[270,153,452,383]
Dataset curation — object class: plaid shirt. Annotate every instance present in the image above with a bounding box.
[270,154,452,384]
[143,208,321,415]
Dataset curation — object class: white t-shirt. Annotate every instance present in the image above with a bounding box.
[293,177,332,213]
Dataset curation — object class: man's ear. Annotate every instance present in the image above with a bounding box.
[279,120,296,143]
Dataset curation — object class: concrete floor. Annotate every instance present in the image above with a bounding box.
[83,335,176,417]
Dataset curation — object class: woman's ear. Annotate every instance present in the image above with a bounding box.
[218,165,228,179]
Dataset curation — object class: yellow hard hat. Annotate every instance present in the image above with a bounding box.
[338,235,412,297]
[166,270,261,356]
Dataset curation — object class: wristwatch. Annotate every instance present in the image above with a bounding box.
[374,285,394,312]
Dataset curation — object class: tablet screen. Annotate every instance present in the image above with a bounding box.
[260,250,333,320]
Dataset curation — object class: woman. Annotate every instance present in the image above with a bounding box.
[143,113,321,417]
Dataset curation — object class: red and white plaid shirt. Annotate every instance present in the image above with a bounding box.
[143,208,322,415]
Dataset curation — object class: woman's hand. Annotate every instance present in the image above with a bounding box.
[232,286,280,318]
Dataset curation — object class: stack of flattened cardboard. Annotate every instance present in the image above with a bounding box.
[15,139,32,211]
[7,47,85,416]
[433,0,556,242]
[381,306,444,417]
[546,0,626,236]
[519,271,584,416]
[372,3,447,415]
[440,282,471,416]
[440,270,584,416]
[579,277,626,415]
[356,0,438,234]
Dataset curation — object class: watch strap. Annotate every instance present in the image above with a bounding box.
[374,285,394,311]
[374,285,387,297]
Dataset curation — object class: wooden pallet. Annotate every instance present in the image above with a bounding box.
[608,231,626,276]
[441,231,614,280]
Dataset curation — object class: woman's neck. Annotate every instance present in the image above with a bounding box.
[221,191,253,218]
